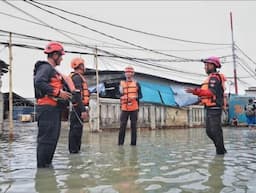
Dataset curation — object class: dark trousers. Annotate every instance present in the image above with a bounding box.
[118,110,138,146]
[206,109,227,154]
[69,108,83,153]
[36,105,61,168]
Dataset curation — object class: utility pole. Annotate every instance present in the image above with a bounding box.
[94,47,101,132]
[230,12,238,95]
[8,32,14,140]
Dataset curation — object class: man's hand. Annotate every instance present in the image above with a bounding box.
[185,88,195,94]
[58,89,72,100]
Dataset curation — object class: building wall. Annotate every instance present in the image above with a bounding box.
[165,107,188,127]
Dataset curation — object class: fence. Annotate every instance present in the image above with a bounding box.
[88,96,228,131]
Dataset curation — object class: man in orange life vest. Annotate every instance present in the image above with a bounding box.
[34,42,72,168]
[69,57,90,153]
[118,66,142,146]
[185,56,227,155]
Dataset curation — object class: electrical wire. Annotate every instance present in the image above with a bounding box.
[0,11,232,53]
[236,56,256,76]
[1,1,254,87]
[2,0,199,64]
[0,30,208,63]
[235,44,256,67]
[0,10,140,49]
[2,1,232,64]
[100,55,205,83]
[23,0,200,62]
[30,0,231,46]
[0,30,239,81]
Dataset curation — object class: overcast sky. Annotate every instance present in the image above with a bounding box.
[0,1,256,97]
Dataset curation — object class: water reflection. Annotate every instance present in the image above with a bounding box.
[64,155,88,193]
[35,169,59,193]
[203,156,225,193]
[110,147,143,193]
[1,124,256,193]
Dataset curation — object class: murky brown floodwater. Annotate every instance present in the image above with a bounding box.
[1,122,256,193]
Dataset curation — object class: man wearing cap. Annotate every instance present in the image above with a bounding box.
[118,66,142,146]
[34,41,71,168]
[185,56,227,155]
[68,57,90,153]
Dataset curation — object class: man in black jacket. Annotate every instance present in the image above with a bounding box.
[34,42,71,168]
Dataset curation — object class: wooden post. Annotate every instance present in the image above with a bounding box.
[94,48,101,132]
[8,32,14,140]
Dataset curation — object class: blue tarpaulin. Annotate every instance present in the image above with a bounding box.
[139,81,177,106]
[171,85,199,107]
[89,80,199,107]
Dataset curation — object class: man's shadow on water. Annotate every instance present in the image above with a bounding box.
[35,155,89,193]
[35,168,60,193]
[111,146,144,193]
[203,155,225,193]
[64,154,97,193]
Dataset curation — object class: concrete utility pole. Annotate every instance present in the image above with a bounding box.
[8,32,14,140]
[230,12,238,95]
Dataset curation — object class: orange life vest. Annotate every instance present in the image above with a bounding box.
[120,80,139,111]
[70,72,90,106]
[200,73,226,108]
[37,73,63,106]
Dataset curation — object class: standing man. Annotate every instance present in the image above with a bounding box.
[185,56,227,155]
[244,98,256,129]
[34,41,71,168]
[118,66,142,146]
[69,57,89,153]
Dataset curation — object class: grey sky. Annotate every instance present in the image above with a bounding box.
[0,1,256,97]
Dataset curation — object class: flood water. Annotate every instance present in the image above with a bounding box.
[1,123,256,193]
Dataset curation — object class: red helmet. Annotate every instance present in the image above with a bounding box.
[124,66,135,73]
[70,57,85,69]
[44,41,65,55]
[202,56,221,68]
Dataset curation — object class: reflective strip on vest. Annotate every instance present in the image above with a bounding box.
[120,80,138,111]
